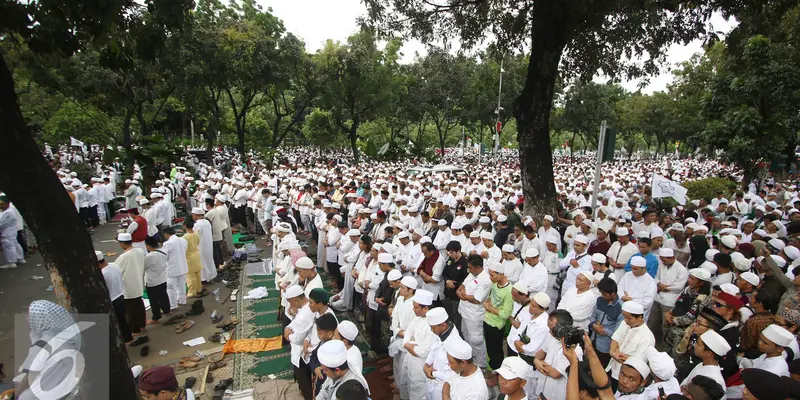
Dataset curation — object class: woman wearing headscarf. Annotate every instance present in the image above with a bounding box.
[686,235,710,270]
[16,301,82,400]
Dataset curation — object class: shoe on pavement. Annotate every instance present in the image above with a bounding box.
[17,259,26,264]
[0,263,17,269]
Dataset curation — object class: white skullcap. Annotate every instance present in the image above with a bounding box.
[754,228,768,237]
[318,340,349,368]
[494,356,529,381]
[636,230,650,239]
[769,238,785,251]
[451,222,463,230]
[277,223,292,233]
[438,219,448,226]
[382,243,396,254]
[574,234,589,244]
[479,216,491,224]
[400,276,418,290]
[387,269,402,281]
[487,260,505,274]
[591,253,606,264]
[740,271,760,287]
[149,193,163,199]
[544,215,554,222]
[719,283,740,296]
[214,194,226,202]
[285,285,304,299]
[295,257,314,270]
[413,289,434,306]
[426,308,448,325]
[479,232,493,241]
[700,330,731,356]
[525,248,540,258]
[763,324,795,347]
[445,337,472,360]
[734,257,752,272]
[622,301,644,315]
[117,233,132,241]
[469,231,481,238]
[337,321,358,342]
[700,261,718,275]
[420,236,432,244]
[659,248,675,258]
[623,356,651,379]
[645,347,676,380]
[785,246,800,260]
[579,271,594,284]
[377,253,394,264]
[720,235,737,250]
[502,244,515,253]
[95,251,105,261]
[347,229,361,236]
[650,227,664,238]
[532,292,551,309]
[695,225,709,232]
[397,231,410,240]
[689,268,711,281]
[512,281,529,294]
[630,256,646,268]
[545,235,559,245]
[138,198,149,205]
[770,254,787,268]
[371,243,382,251]
[497,215,508,223]
[191,207,205,215]
[616,227,629,236]
[705,249,720,261]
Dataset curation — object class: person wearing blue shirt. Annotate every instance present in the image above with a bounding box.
[590,277,624,367]
[623,237,659,277]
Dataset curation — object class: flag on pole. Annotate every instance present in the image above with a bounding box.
[70,137,84,147]
[652,174,688,205]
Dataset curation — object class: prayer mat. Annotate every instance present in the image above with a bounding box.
[233,233,255,245]
[223,337,282,354]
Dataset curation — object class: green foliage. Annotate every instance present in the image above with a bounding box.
[683,177,736,202]
[42,101,116,145]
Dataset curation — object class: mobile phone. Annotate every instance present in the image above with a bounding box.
[658,387,666,399]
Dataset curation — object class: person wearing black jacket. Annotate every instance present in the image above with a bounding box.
[441,240,469,328]
[371,258,399,354]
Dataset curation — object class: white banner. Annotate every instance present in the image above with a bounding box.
[652,174,688,205]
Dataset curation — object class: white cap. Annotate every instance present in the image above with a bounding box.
[769,238,786,251]
[591,253,606,264]
[544,215,554,222]
[720,235,738,249]
[734,258,753,272]
[445,338,472,360]
[285,285,304,299]
[532,292,551,309]
[469,231,481,238]
[763,324,795,347]
[387,269,402,281]
[659,248,675,258]
[785,246,800,260]
[117,233,132,241]
[337,321,358,342]
[413,290,434,306]
[502,244,515,253]
[493,356,529,380]
[497,215,508,223]
[426,308,448,325]
[645,347,676,380]
[438,219,448,226]
[295,257,314,270]
[623,357,651,380]
[622,301,644,315]
[700,330,732,356]
[719,283,740,296]
[401,276,418,290]
[451,222,463,230]
[545,235,559,245]
[525,248,540,258]
[740,271,760,286]
[479,216,491,223]
[347,229,361,236]
[616,227,629,236]
[191,207,205,215]
[574,234,589,244]
[480,232,494,240]
[487,261,505,274]
[378,253,395,264]
[650,227,664,238]
[512,281,529,294]
[318,340,348,368]
[689,268,711,281]
[138,198,150,205]
[95,251,104,261]
[630,256,646,268]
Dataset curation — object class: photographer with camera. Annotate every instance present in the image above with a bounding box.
[563,333,615,400]
[533,310,582,399]
[606,301,656,392]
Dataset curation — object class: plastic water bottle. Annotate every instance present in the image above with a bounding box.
[213,288,220,302]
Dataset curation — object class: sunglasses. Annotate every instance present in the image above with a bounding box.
[713,301,729,309]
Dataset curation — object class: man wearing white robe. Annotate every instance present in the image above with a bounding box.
[162,227,189,310]
[399,290,438,400]
[617,256,657,320]
[558,234,592,297]
[606,301,656,383]
[191,208,217,282]
[424,307,461,400]
[389,277,417,399]
[542,236,563,310]
[330,230,362,312]
[518,248,549,295]
[607,227,638,282]
[557,271,597,330]
[501,244,523,284]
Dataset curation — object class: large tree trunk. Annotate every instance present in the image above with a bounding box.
[349,120,360,164]
[237,130,245,156]
[515,1,570,220]
[204,131,215,165]
[0,53,137,398]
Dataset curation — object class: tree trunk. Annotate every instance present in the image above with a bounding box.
[569,131,577,162]
[0,52,137,399]
[514,1,570,220]
[237,130,245,156]
[204,132,215,165]
[349,120,360,164]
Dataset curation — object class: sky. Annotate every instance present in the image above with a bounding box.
[258,0,735,94]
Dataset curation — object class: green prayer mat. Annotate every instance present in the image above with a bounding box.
[247,347,293,378]
[233,233,255,245]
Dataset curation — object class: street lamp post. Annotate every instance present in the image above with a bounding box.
[494,57,505,155]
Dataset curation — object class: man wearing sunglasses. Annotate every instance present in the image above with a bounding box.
[710,292,744,380]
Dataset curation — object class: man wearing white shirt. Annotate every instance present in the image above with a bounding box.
[738,324,794,377]
[680,330,729,395]
[161,226,189,310]
[432,219,452,259]
[442,338,490,400]
[607,227,639,281]
[423,307,462,400]
[617,256,658,320]
[538,215,561,253]
[480,232,502,263]
[558,234,592,297]
[399,290,438,400]
[557,271,597,330]
[283,285,315,400]
[500,244,524,283]
[114,232,147,341]
[515,225,546,261]
[606,301,655,390]
[505,282,532,355]
[649,248,688,347]
[456,255,491,369]
[519,248,549,295]
[97,251,133,344]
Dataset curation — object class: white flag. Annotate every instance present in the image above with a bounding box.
[652,174,688,205]
[70,137,84,147]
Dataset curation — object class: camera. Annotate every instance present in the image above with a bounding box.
[552,324,584,346]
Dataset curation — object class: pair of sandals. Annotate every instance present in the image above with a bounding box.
[212,378,234,400]
[175,320,195,334]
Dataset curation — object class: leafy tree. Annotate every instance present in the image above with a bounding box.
[362,0,727,217]
[0,1,192,398]
[43,100,116,144]
[560,82,626,149]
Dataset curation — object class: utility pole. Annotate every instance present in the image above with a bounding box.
[590,120,608,212]
[494,57,504,155]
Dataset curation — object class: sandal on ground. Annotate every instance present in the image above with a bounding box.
[140,345,150,357]
[211,315,224,324]
[209,332,222,343]
[178,360,197,369]
[163,314,186,325]
[180,355,202,363]
[209,360,227,371]
[175,320,195,334]
[212,378,234,400]
[127,336,149,347]
[184,377,197,389]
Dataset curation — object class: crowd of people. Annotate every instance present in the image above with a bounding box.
[4,143,800,400]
